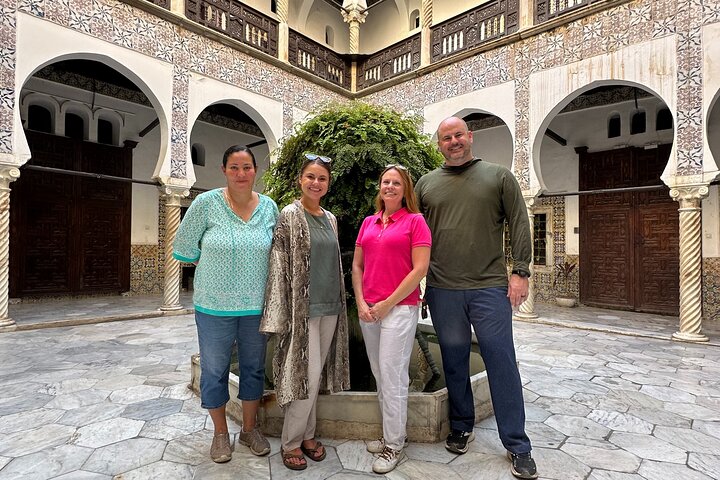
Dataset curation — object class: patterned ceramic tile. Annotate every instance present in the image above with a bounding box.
[17,0,43,17]
[0,129,11,153]
[0,6,16,28]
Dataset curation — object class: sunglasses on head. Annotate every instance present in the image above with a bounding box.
[385,163,408,171]
[305,153,332,163]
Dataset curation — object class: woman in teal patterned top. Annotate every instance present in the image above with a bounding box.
[173,145,278,463]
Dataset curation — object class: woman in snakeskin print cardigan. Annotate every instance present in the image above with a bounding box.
[260,156,350,470]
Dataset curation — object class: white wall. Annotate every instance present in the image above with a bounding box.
[189,121,270,191]
[433,0,490,24]
[292,1,349,52]
[470,125,513,169]
[361,2,406,53]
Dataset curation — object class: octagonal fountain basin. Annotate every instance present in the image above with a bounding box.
[190,327,491,443]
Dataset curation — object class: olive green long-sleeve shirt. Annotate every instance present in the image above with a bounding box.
[415,159,531,290]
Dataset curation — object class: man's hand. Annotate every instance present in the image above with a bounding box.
[508,274,529,307]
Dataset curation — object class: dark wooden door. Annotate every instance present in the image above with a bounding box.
[10,131,132,297]
[579,145,678,315]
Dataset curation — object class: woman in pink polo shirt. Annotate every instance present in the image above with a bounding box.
[351,164,432,474]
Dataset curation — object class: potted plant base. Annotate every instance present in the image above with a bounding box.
[555,296,576,308]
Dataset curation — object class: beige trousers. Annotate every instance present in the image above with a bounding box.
[281,314,338,451]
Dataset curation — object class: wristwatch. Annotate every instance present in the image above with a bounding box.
[512,269,530,278]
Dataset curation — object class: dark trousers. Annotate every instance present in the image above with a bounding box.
[425,285,532,454]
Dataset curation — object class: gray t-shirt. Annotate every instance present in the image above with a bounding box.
[305,211,343,317]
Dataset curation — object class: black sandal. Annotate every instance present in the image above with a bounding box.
[301,440,326,462]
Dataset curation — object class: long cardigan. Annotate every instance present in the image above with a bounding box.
[260,200,350,408]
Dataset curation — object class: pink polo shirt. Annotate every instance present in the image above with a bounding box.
[355,208,432,305]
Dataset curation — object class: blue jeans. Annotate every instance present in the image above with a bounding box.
[425,286,531,454]
[195,311,267,409]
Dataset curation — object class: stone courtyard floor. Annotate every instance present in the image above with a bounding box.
[1,312,719,479]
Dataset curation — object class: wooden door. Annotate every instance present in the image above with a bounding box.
[579,145,678,315]
[10,131,132,297]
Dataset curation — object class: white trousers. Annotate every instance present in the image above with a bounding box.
[282,315,338,451]
[360,304,419,450]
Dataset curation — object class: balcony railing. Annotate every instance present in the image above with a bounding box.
[431,0,518,63]
[535,0,601,23]
[186,0,278,57]
[288,29,350,89]
[357,34,421,90]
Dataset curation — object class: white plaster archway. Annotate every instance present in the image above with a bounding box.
[14,13,172,170]
[186,73,283,187]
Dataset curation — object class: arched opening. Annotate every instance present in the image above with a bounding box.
[65,112,85,140]
[410,9,420,29]
[325,25,334,47]
[608,113,621,138]
[191,143,205,166]
[27,105,53,133]
[13,58,164,298]
[534,83,676,314]
[656,108,673,131]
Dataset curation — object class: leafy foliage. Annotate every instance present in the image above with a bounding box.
[264,101,443,252]
[552,259,577,296]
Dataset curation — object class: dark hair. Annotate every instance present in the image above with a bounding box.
[223,145,257,168]
[300,158,332,177]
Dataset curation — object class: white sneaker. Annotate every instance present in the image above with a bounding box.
[366,436,409,454]
[372,446,404,474]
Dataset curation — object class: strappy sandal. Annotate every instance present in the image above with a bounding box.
[282,449,307,470]
[301,440,326,462]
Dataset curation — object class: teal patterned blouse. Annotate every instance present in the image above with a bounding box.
[172,188,279,316]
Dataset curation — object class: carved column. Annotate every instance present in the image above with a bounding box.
[160,185,189,311]
[420,0,432,67]
[0,166,20,331]
[670,185,709,342]
[341,0,368,54]
[277,0,289,63]
[515,196,538,319]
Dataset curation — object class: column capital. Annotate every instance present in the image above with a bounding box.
[341,0,368,24]
[0,165,20,190]
[158,185,190,206]
[670,184,710,202]
[523,195,537,210]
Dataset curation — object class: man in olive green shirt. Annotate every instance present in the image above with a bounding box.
[415,117,537,479]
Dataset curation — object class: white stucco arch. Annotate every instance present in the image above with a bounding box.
[529,35,678,193]
[186,73,283,186]
[14,13,172,170]
[20,92,61,134]
[94,109,125,146]
[422,81,516,165]
[59,101,93,140]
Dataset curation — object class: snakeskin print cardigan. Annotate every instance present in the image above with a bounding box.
[260,200,350,408]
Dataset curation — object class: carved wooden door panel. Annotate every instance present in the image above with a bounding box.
[10,131,131,297]
[10,133,75,295]
[579,145,678,315]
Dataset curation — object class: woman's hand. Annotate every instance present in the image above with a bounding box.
[357,300,375,323]
[369,300,391,322]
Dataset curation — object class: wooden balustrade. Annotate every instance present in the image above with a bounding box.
[185,0,278,57]
[431,0,518,63]
[535,0,601,23]
[357,34,421,90]
[288,29,350,89]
